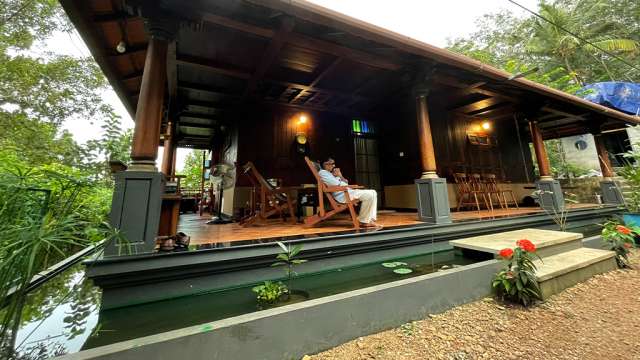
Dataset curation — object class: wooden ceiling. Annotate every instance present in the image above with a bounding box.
[61,0,638,149]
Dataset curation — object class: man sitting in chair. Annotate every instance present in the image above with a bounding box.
[318,157,380,228]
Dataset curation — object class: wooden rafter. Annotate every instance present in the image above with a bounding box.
[176,54,251,80]
[433,75,520,103]
[244,17,296,98]
[200,11,401,71]
[289,56,343,104]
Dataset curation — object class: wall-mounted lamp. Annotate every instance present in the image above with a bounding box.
[298,114,308,125]
[481,121,491,131]
[116,40,127,54]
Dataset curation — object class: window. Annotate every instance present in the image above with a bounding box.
[574,140,588,151]
[352,119,375,135]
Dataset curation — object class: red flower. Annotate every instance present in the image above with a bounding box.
[616,225,632,235]
[623,242,633,249]
[499,248,514,259]
[516,239,536,253]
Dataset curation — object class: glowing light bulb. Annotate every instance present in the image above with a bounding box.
[481,121,491,130]
[299,115,307,124]
[116,41,127,54]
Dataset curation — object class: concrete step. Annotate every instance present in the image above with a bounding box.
[535,248,616,299]
[450,228,583,259]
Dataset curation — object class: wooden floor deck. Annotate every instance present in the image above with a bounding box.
[179,204,599,245]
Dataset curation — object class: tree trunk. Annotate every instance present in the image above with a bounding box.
[563,57,583,86]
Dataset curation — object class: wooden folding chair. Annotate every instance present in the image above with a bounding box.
[453,173,491,213]
[303,156,363,229]
[482,174,506,209]
[239,161,296,226]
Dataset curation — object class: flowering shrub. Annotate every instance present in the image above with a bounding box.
[492,239,542,306]
[601,220,638,268]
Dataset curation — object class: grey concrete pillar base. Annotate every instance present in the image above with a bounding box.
[106,171,165,256]
[600,180,624,205]
[415,177,452,224]
[535,179,565,211]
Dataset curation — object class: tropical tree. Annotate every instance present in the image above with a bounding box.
[178,150,206,189]
[526,0,638,85]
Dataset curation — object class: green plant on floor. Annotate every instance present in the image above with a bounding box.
[619,150,640,213]
[252,281,288,305]
[533,190,578,231]
[492,239,542,307]
[381,261,413,275]
[272,241,308,296]
[601,219,638,268]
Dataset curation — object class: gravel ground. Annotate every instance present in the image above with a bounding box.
[307,250,640,360]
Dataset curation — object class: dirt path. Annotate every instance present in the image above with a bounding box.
[308,250,640,360]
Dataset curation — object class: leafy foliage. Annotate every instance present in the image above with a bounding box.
[619,149,640,213]
[448,0,640,87]
[177,150,206,190]
[381,261,413,275]
[492,240,543,307]
[251,281,288,306]
[601,219,638,268]
[271,241,308,296]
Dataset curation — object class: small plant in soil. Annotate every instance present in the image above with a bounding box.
[381,261,413,275]
[272,241,307,298]
[601,219,638,268]
[252,281,288,306]
[492,239,542,307]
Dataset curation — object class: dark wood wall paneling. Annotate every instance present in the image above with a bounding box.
[379,96,534,185]
[236,104,357,187]
[234,97,535,190]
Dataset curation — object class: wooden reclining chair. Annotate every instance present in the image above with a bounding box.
[239,161,296,226]
[303,156,363,229]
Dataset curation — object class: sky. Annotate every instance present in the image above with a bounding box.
[51,0,538,171]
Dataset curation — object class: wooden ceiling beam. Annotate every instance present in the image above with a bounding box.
[541,106,588,120]
[200,11,401,71]
[184,100,230,109]
[433,74,520,103]
[451,97,506,114]
[289,56,343,104]
[177,54,251,79]
[470,105,516,120]
[179,112,222,121]
[178,82,241,97]
[244,17,296,98]
[178,121,217,129]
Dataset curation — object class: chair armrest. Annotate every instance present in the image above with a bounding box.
[323,186,351,192]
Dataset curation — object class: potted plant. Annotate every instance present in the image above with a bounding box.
[619,149,640,226]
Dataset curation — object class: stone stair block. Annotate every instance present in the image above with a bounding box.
[535,248,616,299]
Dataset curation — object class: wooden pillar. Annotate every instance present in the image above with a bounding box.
[529,120,552,180]
[161,121,175,176]
[416,94,438,179]
[129,36,169,170]
[171,146,177,177]
[594,133,614,178]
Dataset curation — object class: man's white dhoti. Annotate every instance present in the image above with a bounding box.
[350,189,377,224]
[317,169,378,224]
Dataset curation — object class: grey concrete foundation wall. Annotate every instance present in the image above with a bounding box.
[102,241,454,309]
[59,259,502,360]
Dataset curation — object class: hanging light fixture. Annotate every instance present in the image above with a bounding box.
[116,40,127,53]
